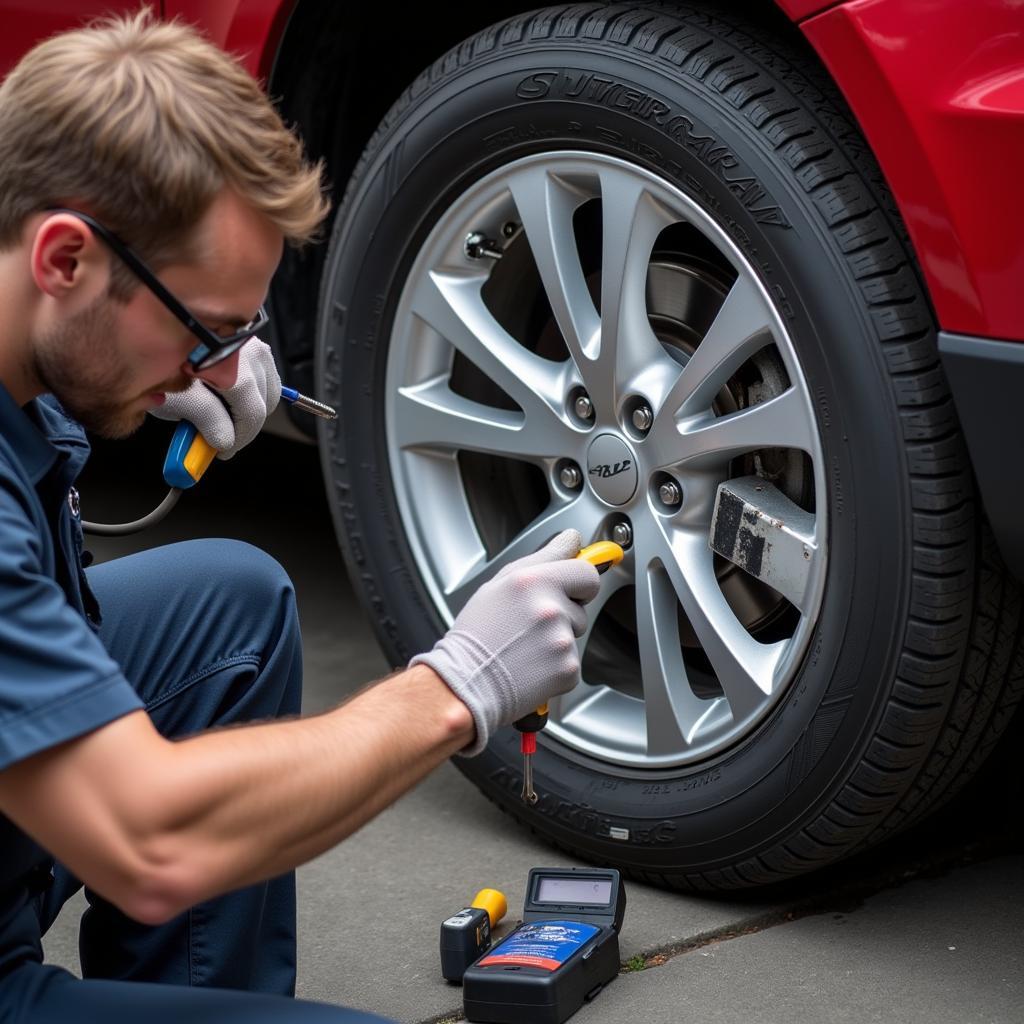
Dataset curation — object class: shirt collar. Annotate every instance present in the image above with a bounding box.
[0,381,59,484]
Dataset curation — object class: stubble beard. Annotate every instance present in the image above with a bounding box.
[31,297,189,439]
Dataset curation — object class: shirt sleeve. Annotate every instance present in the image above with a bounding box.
[0,479,143,772]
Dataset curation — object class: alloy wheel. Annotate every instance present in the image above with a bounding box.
[385,152,827,768]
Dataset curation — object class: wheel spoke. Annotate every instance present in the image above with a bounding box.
[672,471,721,532]
[508,167,601,371]
[445,497,606,613]
[592,170,676,409]
[651,274,775,455]
[411,269,569,424]
[634,562,722,755]
[576,563,629,654]
[548,568,629,723]
[641,522,785,723]
[393,377,566,459]
[548,679,609,723]
[671,387,816,468]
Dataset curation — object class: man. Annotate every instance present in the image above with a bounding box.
[0,12,600,1023]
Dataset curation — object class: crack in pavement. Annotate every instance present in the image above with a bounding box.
[616,835,1007,974]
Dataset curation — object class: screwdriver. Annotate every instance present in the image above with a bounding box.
[83,388,339,537]
[163,387,337,489]
[281,385,337,420]
[516,540,625,805]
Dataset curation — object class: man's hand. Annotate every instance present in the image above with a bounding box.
[410,528,601,755]
[150,338,281,459]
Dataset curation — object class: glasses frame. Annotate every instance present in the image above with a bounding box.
[46,207,269,370]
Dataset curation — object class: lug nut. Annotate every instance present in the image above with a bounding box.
[658,480,683,508]
[631,404,653,433]
[559,464,582,490]
[611,522,633,549]
[573,394,595,421]
[502,221,518,238]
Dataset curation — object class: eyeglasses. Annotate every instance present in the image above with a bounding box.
[46,207,270,370]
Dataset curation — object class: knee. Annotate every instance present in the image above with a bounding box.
[189,539,301,661]
[192,539,295,608]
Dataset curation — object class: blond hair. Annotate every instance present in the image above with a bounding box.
[0,8,328,293]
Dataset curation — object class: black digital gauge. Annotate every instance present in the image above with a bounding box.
[462,868,626,1024]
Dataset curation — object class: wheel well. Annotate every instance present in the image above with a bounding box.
[265,1,531,432]
[265,0,819,434]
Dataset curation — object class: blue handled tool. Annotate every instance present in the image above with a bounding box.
[162,420,218,489]
[280,386,337,420]
[82,387,337,535]
[162,387,337,489]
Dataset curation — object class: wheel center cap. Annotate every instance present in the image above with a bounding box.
[586,434,638,506]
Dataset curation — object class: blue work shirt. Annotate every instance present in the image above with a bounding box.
[0,382,143,971]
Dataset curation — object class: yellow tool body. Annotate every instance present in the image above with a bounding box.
[183,432,217,482]
[577,540,625,573]
[516,540,625,804]
[471,888,508,930]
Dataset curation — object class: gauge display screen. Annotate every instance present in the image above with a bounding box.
[535,877,613,905]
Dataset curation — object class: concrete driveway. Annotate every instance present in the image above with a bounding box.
[43,421,1023,1023]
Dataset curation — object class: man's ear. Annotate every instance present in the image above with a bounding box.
[30,212,110,306]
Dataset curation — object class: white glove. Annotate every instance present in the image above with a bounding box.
[410,529,601,756]
[150,339,281,459]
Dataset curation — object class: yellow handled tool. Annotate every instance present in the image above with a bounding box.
[577,540,626,573]
[440,887,509,982]
[515,540,625,805]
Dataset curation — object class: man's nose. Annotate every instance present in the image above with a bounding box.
[182,349,241,390]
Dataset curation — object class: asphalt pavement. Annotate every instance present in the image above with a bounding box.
[40,419,1023,1023]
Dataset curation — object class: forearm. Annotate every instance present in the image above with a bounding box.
[159,664,471,899]
[0,663,473,923]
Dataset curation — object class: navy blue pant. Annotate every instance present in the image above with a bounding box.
[3,540,393,1023]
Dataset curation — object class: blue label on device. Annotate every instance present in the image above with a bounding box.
[477,921,599,972]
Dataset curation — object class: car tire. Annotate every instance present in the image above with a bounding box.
[316,2,1024,889]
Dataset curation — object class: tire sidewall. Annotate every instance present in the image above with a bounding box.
[317,44,911,870]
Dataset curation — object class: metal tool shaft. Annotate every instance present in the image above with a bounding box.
[521,752,537,805]
[288,391,337,420]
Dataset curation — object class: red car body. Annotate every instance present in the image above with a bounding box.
[792,0,1024,343]
[2,0,1022,566]
[3,0,1020,343]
